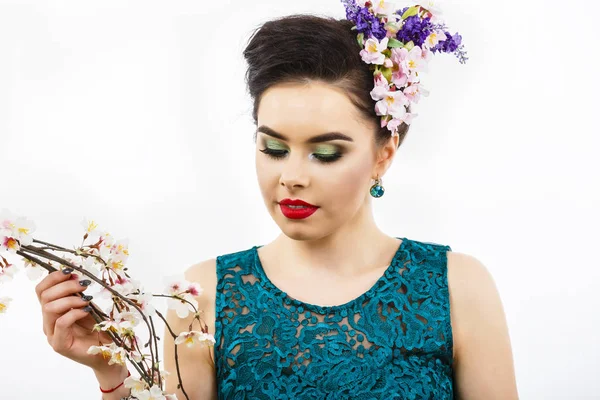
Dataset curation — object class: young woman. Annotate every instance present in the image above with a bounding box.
[36,4,518,400]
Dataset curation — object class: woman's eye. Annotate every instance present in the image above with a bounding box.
[259,148,287,159]
[312,153,342,163]
[259,148,342,163]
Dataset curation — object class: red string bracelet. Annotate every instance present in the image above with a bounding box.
[99,370,131,393]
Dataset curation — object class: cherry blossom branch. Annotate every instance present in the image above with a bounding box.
[15,247,154,388]
[1,212,215,399]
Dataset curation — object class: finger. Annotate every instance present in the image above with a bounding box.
[35,269,74,303]
[39,276,91,306]
[42,295,93,336]
[40,279,92,336]
[50,306,93,355]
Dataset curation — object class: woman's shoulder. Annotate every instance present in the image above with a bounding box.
[184,245,258,290]
[446,250,494,298]
[444,249,517,395]
[405,236,452,253]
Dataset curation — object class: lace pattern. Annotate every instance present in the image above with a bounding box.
[214,237,454,399]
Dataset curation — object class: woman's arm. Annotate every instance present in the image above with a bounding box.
[95,365,132,399]
[163,259,218,400]
[448,251,519,399]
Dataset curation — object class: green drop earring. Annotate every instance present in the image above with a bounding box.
[370,175,385,198]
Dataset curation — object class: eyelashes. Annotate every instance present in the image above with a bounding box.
[259,148,343,164]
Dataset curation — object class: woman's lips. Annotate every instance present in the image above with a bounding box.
[279,198,317,207]
[279,202,319,219]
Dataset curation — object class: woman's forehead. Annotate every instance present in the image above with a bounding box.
[257,82,364,132]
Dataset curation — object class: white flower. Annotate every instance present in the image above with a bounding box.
[11,218,35,246]
[371,0,395,16]
[0,296,12,314]
[175,331,216,348]
[116,310,141,328]
[87,342,128,366]
[0,209,35,253]
[360,37,389,65]
[0,209,16,235]
[129,349,144,363]
[164,275,203,296]
[82,255,101,278]
[107,343,128,366]
[416,0,444,18]
[0,209,35,240]
[102,276,137,298]
[124,375,147,396]
[167,293,198,319]
[108,238,130,261]
[163,274,184,292]
[99,238,113,260]
[0,264,18,283]
[162,274,204,317]
[81,217,101,239]
[423,29,448,50]
[94,310,140,335]
[185,281,203,297]
[102,310,140,331]
[98,232,117,258]
[0,235,18,254]
[132,291,156,317]
[23,259,45,281]
[136,384,166,400]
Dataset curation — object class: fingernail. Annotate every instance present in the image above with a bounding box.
[82,295,93,301]
[79,279,91,286]
[82,305,92,312]
[62,268,73,275]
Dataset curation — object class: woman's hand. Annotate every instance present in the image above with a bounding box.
[35,268,116,372]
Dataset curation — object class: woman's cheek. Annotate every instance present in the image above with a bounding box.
[328,173,367,211]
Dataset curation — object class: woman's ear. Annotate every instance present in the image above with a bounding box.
[374,134,399,176]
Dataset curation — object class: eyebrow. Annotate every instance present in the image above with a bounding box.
[256,125,354,144]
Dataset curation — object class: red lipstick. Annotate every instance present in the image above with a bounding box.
[279,199,319,220]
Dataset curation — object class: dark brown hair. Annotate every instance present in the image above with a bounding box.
[243,14,410,149]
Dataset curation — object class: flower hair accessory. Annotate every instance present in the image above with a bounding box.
[341,0,468,136]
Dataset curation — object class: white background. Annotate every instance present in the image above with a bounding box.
[1,0,598,398]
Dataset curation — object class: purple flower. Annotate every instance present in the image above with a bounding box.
[430,31,459,52]
[396,6,409,16]
[396,15,433,47]
[430,31,469,63]
[344,2,387,40]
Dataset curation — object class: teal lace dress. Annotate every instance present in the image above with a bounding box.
[214,237,455,399]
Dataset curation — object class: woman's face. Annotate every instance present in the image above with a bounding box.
[255,80,397,241]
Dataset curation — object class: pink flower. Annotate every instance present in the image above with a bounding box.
[387,112,418,133]
[370,73,390,101]
[387,118,402,133]
[405,46,428,73]
[186,282,203,297]
[381,116,390,128]
[360,37,389,65]
[374,90,410,119]
[390,48,410,88]
[403,83,430,104]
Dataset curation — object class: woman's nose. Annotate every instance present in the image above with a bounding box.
[279,153,309,189]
